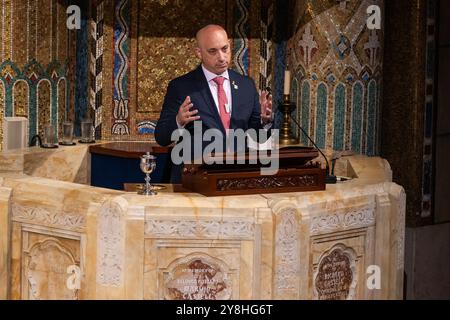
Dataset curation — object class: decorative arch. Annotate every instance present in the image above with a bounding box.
[13,80,30,118]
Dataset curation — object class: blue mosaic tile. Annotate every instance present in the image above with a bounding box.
[425,101,433,138]
[113,0,131,101]
[137,121,156,135]
[28,86,38,139]
[0,58,68,144]
[292,78,299,138]
[351,82,363,153]
[316,83,327,149]
[75,8,89,136]
[362,71,370,82]
[367,81,377,156]
[327,74,335,84]
[333,84,345,150]
[301,81,310,145]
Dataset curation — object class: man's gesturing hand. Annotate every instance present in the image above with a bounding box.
[176,96,200,127]
[260,90,273,124]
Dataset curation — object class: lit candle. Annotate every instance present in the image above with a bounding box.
[283,70,291,95]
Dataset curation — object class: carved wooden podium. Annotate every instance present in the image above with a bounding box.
[182,146,326,196]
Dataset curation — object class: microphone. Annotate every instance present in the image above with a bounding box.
[288,113,337,184]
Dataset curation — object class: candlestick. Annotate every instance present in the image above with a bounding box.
[283,70,291,95]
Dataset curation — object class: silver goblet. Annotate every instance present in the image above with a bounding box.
[138,152,157,196]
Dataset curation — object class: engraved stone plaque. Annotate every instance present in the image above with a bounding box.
[315,248,354,300]
[164,256,231,300]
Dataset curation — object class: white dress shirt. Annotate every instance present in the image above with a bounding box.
[202,65,232,115]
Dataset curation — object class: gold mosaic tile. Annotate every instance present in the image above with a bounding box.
[57,1,68,63]
[51,0,57,61]
[36,0,53,66]
[3,0,12,61]
[136,0,227,118]
[101,0,115,140]
[28,0,37,59]
[58,79,67,136]
[37,80,51,136]
[13,80,29,117]
[293,0,335,29]
[12,0,28,68]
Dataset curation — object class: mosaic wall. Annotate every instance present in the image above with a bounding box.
[91,0,275,140]
[0,0,74,149]
[287,0,383,155]
[420,0,437,219]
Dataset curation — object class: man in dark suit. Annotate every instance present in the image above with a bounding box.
[155,24,273,182]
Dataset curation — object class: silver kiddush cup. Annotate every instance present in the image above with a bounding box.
[138,152,157,196]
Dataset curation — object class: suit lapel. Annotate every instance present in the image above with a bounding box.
[194,66,225,134]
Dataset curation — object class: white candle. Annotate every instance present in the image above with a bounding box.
[284,70,291,95]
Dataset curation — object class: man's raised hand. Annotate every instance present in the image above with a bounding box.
[176,96,200,127]
[260,90,273,124]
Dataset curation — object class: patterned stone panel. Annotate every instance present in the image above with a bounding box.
[22,234,80,300]
[96,198,126,287]
[274,208,300,299]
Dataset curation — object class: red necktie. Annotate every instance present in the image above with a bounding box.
[212,76,230,130]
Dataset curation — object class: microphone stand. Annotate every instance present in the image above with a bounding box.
[288,113,337,184]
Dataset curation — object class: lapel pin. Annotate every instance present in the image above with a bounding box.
[232,81,238,90]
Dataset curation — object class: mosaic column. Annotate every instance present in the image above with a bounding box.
[288,0,384,155]
[90,0,105,140]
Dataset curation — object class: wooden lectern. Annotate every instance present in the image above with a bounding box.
[182,146,326,196]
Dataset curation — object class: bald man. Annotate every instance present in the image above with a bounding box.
[155,25,273,182]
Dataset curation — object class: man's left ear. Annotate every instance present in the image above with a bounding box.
[195,47,202,60]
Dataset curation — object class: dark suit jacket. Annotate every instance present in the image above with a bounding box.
[155,65,265,182]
